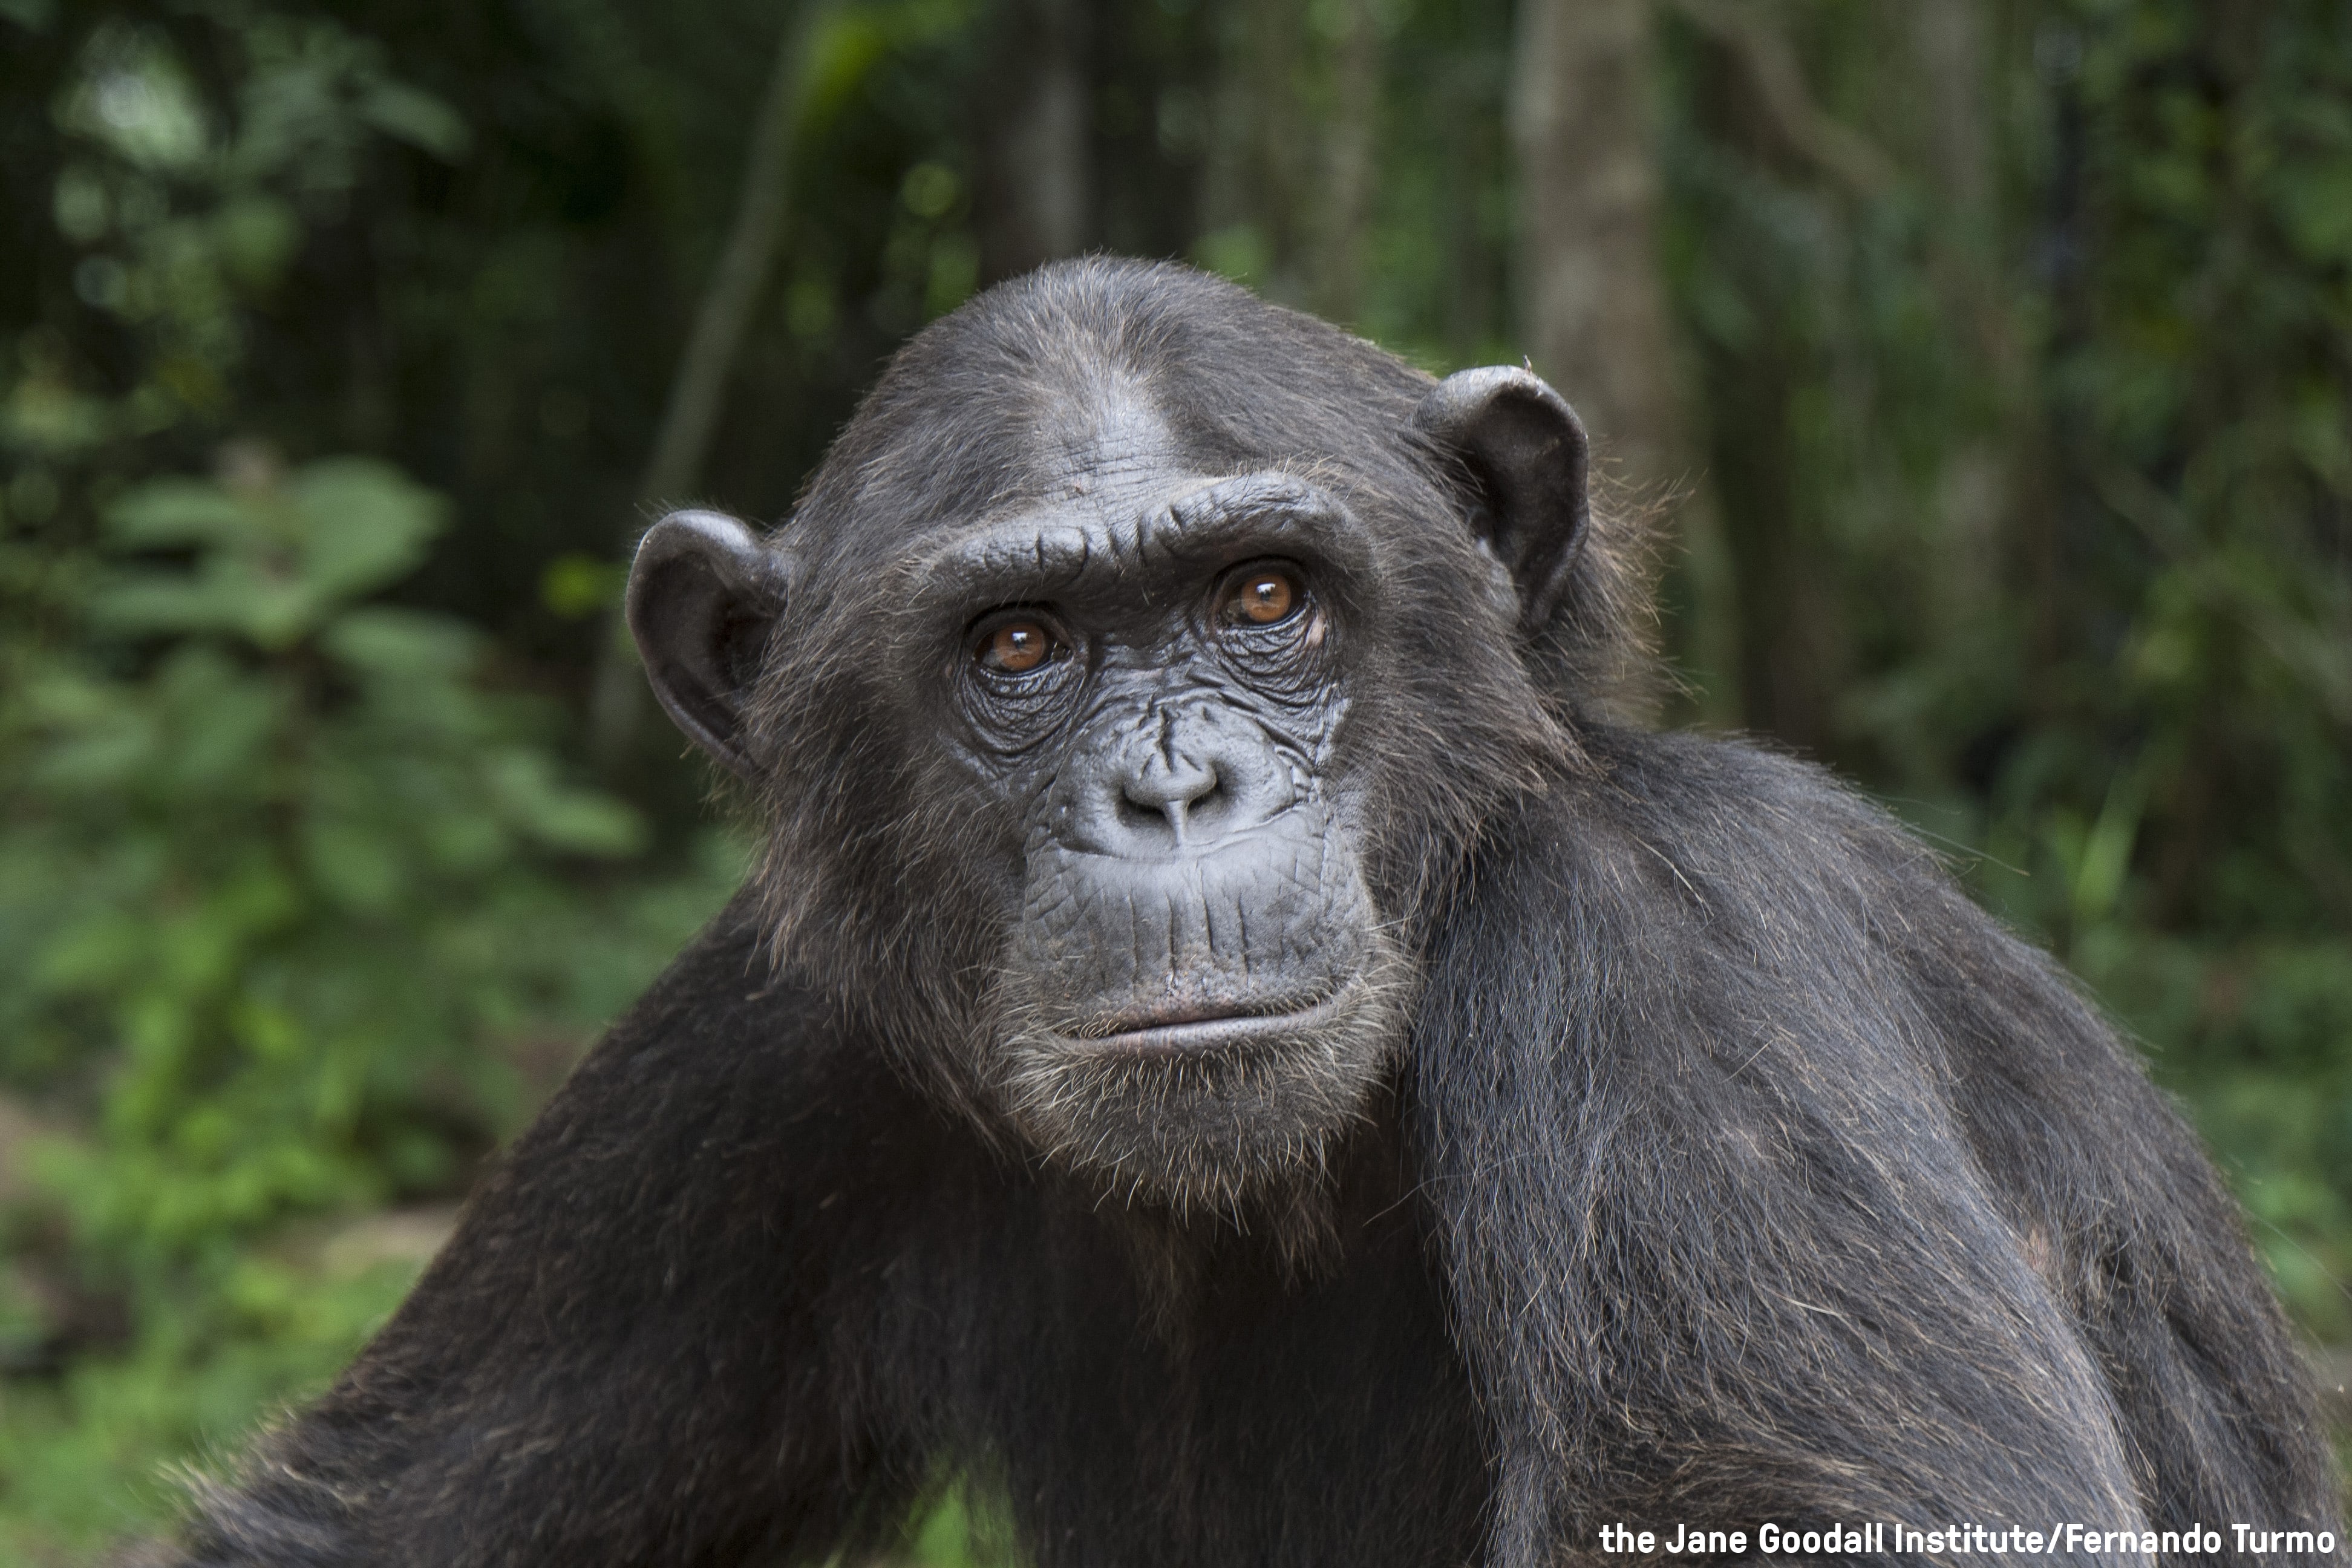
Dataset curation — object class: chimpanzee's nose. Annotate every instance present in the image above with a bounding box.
[1059,706,1292,857]
[1120,751,1224,848]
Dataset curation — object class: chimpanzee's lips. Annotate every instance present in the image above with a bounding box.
[1073,980,1363,1058]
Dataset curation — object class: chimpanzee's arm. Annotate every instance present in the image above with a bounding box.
[172,897,929,1568]
[1871,785,2342,1546]
[1413,730,2187,1565]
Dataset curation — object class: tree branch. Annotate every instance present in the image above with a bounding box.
[590,2,831,770]
[1668,0,1899,197]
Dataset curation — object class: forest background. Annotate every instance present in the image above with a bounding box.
[0,0,2347,1560]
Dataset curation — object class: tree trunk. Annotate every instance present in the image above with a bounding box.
[1511,0,1684,498]
[977,0,1093,280]
[1704,325,1835,750]
[1318,0,1380,325]
[1910,0,2010,649]
[1512,0,1732,720]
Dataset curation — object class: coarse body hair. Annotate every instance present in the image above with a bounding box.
[163,260,2342,1568]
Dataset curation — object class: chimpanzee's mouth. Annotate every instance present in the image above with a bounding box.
[1072,980,1363,1058]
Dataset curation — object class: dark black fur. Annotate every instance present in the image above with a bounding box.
[169,260,2341,1567]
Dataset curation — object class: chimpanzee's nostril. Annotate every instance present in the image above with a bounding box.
[1186,770,1227,823]
[1115,789,1164,835]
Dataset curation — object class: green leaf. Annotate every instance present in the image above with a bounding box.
[322,607,478,682]
[288,459,446,604]
[301,817,407,915]
[356,82,472,162]
[212,194,303,290]
[104,479,254,550]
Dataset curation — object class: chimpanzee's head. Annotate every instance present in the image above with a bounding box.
[628,260,1633,1210]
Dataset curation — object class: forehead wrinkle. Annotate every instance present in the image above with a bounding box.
[1045,371,1180,489]
[909,468,1370,610]
[1168,472,1342,532]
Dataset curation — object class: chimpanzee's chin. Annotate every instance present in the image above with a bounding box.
[996,969,1406,1209]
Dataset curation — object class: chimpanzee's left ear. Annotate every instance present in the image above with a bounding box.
[1411,366,1590,635]
[626,509,792,779]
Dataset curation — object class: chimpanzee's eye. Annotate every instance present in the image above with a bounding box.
[1217,566,1302,629]
[972,615,1067,676]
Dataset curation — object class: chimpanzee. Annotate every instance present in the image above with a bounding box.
[171,259,2341,1567]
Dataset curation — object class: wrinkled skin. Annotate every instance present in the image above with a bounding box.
[920,472,1408,1202]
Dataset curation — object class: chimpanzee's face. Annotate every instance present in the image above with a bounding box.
[907,449,1411,1207]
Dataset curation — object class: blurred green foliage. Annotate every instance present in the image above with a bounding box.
[1655,0,2352,1341]
[0,453,742,1549]
[0,0,2344,1558]
[0,444,739,1547]
[0,9,740,1557]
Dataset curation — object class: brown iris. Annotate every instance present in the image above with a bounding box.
[980,619,1055,673]
[1224,569,1298,626]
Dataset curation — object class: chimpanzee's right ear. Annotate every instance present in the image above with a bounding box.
[626,509,791,779]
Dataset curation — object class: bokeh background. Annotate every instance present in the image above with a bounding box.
[0,0,2347,1558]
